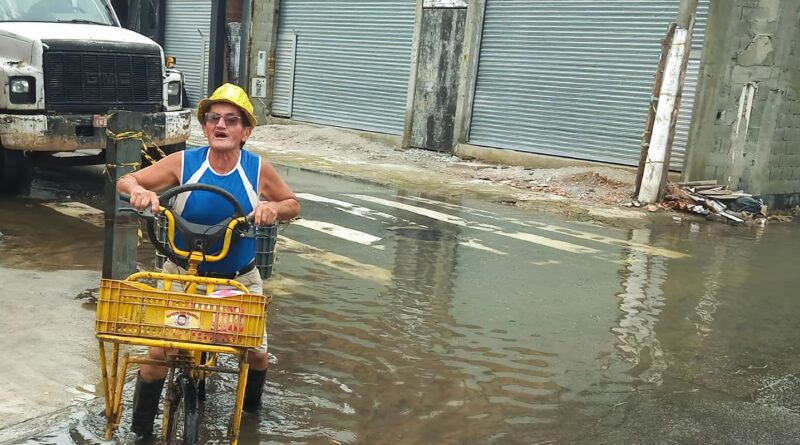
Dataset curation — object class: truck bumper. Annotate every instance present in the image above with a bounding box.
[0,109,192,152]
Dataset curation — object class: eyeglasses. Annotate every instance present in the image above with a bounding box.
[204,112,243,126]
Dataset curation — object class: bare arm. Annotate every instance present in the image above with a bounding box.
[251,160,300,226]
[116,152,182,212]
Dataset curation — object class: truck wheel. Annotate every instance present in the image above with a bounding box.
[182,86,190,108]
[141,142,186,168]
[0,148,32,194]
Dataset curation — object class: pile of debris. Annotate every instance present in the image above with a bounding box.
[661,180,767,224]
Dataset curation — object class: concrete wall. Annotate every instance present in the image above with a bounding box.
[685,0,800,208]
[409,8,466,152]
[246,0,279,122]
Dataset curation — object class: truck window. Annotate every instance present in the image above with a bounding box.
[0,0,114,25]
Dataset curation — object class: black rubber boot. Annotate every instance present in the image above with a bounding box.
[131,373,165,439]
[242,369,268,413]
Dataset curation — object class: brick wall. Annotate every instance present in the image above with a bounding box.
[686,0,800,208]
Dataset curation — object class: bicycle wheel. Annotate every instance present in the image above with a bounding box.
[165,374,200,445]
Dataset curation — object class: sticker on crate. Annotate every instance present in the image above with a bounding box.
[208,289,245,298]
[165,310,200,329]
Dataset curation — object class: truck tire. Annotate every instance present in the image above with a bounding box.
[0,148,32,194]
[141,142,187,168]
[182,86,189,109]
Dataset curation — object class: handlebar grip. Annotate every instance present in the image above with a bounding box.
[118,192,156,219]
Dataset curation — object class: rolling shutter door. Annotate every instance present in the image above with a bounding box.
[469,0,709,169]
[673,1,709,168]
[272,33,297,117]
[164,0,212,106]
[274,0,416,134]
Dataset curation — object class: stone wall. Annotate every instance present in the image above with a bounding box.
[685,0,800,208]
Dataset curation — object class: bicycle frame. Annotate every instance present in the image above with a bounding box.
[97,326,251,444]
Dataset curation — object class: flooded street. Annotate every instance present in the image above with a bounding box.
[2,165,799,444]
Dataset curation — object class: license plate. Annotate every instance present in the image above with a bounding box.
[92,114,108,128]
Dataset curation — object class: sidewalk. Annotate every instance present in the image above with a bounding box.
[188,120,646,226]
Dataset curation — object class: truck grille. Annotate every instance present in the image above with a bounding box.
[43,51,162,112]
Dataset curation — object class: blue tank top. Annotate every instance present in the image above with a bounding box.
[171,146,261,274]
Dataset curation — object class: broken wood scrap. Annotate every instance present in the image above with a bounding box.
[697,188,729,195]
[658,181,770,225]
[701,196,746,223]
[702,194,741,201]
[676,179,718,187]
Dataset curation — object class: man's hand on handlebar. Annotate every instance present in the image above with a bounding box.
[251,201,279,227]
[129,186,161,214]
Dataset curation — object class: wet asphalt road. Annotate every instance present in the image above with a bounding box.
[1,164,800,444]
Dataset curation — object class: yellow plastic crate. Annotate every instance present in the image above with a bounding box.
[96,278,267,348]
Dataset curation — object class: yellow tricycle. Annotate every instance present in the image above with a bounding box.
[95,183,270,444]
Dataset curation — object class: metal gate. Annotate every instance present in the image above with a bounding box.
[273,0,416,134]
[468,0,709,169]
[164,0,212,106]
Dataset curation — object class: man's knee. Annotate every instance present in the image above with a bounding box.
[248,351,269,371]
[139,347,168,382]
[146,347,167,361]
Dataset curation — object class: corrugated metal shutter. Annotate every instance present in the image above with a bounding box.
[469,0,709,169]
[275,0,416,134]
[673,1,709,170]
[164,0,212,106]
[272,33,297,117]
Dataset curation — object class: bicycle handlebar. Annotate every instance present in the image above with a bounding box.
[118,185,253,266]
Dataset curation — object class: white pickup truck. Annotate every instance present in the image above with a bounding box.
[0,0,191,192]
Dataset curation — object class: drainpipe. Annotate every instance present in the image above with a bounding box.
[238,0,252,91]
[637,0,698,203]
[208,0,227,94]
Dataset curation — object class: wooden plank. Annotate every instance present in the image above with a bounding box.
[698,188,730,195]
[720,212,745,223]
[703,195,740,201]
[677,179,719,186]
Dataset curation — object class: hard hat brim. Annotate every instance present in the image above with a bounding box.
[196,97,258,127]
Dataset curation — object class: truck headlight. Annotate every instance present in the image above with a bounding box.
[10,77,36,103]
[167,81,181,107]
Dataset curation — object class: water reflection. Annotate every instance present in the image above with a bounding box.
[690,243,725,337]
[612,228,667,385]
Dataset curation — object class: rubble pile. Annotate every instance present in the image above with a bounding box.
[661,180,769,224]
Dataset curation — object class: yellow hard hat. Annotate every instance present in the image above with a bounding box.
[196,83,257,127]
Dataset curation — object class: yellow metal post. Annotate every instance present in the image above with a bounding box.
[230,352,249,445]
[162,366,176,443]
[99,341,115,440]
[109,343,119,402]
[112,353,130,428]
[98,341,111,419]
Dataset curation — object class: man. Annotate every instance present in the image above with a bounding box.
[117,83,300,439]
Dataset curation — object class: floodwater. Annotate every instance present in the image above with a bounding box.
[2,166,800,444]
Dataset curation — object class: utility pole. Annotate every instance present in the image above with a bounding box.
[637,0,698,203]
